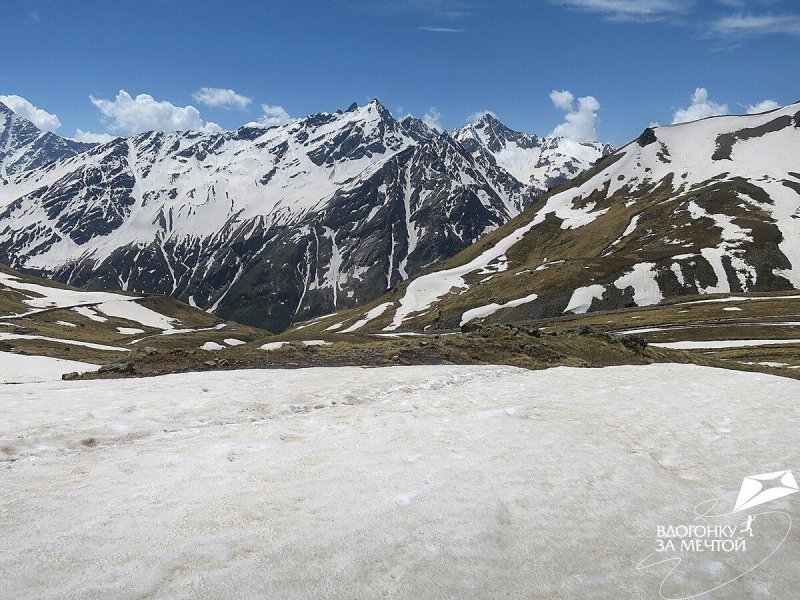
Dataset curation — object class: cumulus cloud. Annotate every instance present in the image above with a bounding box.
[549,90,575,112]
[192,87,252,110]
[672,88,729,124]
[201,121,223,134]
[73,129,115,144]
[466,109,497,123]
[89,90,209,135]
[423,107,443,131]
[746,99,781,114]
[0,94,61,132]
[253,104,292,127]
[549,90,601,142]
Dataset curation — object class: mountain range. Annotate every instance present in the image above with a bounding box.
[299,102,800,334]
[0,98,610,331]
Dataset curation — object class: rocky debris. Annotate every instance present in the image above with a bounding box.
[130,346,157,359]
[203,358,230,369]
[614,334,648,353]
[169,348,198,356]
[461,322,541,338]
[97,361,136,375]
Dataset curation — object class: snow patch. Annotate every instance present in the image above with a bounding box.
[201,341,225,351]
[117,327,145,335]
[613,263,663,307]
[341,302,393,333]
[460,292,539,326]
[0,332,126,352]
[653,339,800,350]
[260,340,332,351]
[0,351,99,384]
[564,284,605,314]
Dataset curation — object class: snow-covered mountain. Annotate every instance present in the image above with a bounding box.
[0,101,94,177]
[0,99,576,331]
[453,113,613,194]
[305,102,800,333]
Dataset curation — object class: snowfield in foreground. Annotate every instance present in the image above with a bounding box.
[1,364,799,598]
[0,351,99,383]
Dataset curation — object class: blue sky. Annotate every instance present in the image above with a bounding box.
[1,0,798,145]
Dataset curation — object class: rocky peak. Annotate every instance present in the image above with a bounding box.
[0,100,95,177]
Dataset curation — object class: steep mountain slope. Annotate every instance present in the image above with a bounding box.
[0,100,546,331]
[453,113,613,193]
[0,101,94,177]
[215,132,535,326]
[304,102,800,333]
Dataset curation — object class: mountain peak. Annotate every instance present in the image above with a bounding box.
[364,98,393,120]
[399,115,436,141]
[472,112,503,128]
[452,113,612,192]
[0,100,94,176]
[346,98,389,113]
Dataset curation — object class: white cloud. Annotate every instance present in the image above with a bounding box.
[746,99,781,114]
[73,129,115,144]
[0,94,61,132]
[466,109,497,123]
[672,88,729,124]
[549,90,575,112]
[418,26,465,32]
[89,90,208,135]
[711,13,800,37]
[423,107,443,131]
[253,104,292,127]
[549,91,601,142]
[201,121,224,134]
[192,87,252,110]
[558,0,691,22]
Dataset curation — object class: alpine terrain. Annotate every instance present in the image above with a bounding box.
[301,102,800,333]
[0,101,94,177]
[453,112,613,194]
[0,99,610,331]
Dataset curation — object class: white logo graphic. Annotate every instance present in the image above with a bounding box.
[733,470,799,513]
[638,469,797,599]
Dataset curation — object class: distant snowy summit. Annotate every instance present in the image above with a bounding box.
[0,101,94,177]
[0,98,611,331]
[453,112,613,194]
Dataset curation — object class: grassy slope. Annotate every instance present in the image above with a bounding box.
[0,264,265,364]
